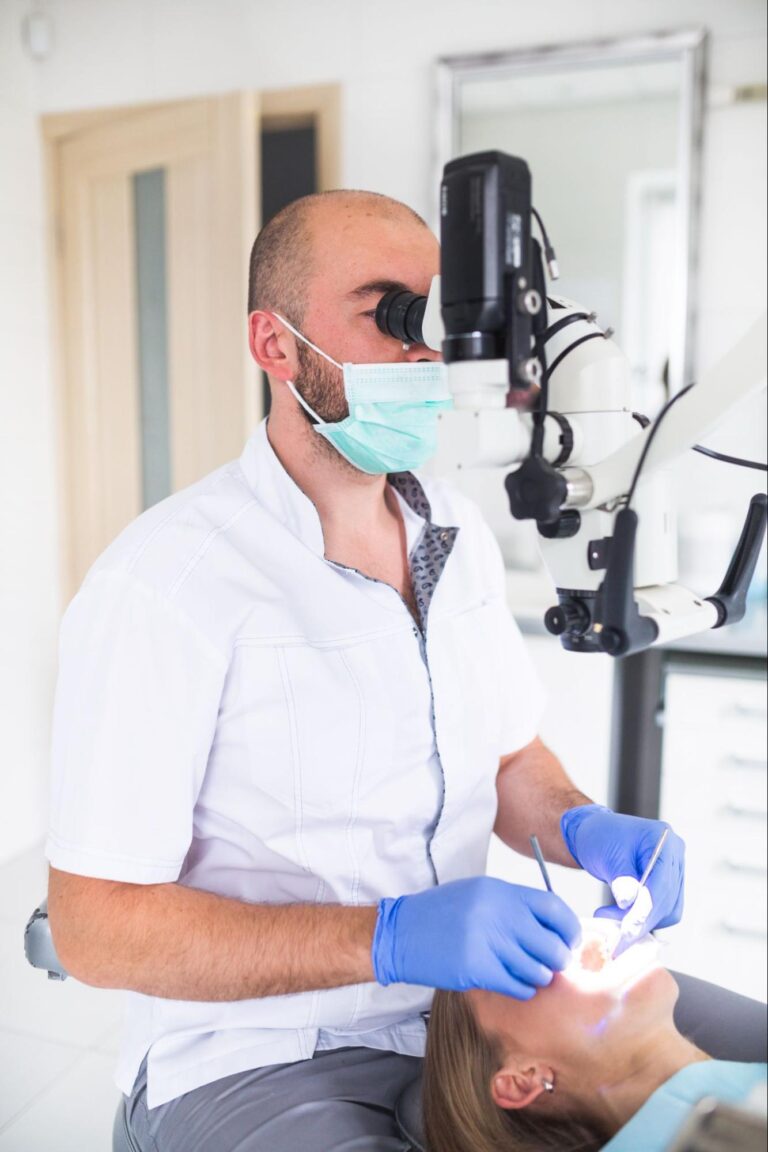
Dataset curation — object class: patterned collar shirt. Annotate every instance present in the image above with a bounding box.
[46,420,545,1108]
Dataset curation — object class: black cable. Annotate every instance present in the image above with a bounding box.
[531,334,548,457]
[692,444,767,472]
[623,385,766,509]
[532,306,608,455]
[546,332,606,381]
[541,310,593,344]
[532,301,603,456]
[530,309,549,457]
[527,211,559,455]
[531,207,558,277]
[626,383,695,508]
[528,238,550,458]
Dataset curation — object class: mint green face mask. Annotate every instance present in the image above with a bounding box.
[275,314,453,475]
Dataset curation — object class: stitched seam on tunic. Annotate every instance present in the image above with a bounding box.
[233,625,412,650]
[125,463,243,576]
[46,832,183,871]
[276,649,311,877]
[167,499,258,598]
[82,569,229,672]
[338,648,367,1030]
[277,648,322,1029]
[338,649,366,907]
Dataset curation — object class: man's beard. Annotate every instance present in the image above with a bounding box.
[295,342,347,422]
[292,344,363,476]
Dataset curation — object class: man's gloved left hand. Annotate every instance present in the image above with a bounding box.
[561,804,685,935]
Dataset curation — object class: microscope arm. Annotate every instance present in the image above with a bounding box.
[562,313,767,511]
[549,313,768,656]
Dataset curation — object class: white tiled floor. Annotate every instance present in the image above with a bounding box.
[0,845,124,1151]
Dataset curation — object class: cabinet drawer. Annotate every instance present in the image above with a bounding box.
[660,728,766,826]
[664,673,767,726]
[681,867,767,937]
[661,714,766,763]
[655,667,767,1002]
[672,812,767,866]
[661,760,767,829]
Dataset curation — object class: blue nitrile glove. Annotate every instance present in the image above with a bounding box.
[371,876,581,1000]
[561,804,685,937]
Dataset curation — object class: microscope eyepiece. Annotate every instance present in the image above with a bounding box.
[375,290,428,346]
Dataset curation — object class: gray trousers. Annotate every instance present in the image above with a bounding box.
[124,1046,421,1152]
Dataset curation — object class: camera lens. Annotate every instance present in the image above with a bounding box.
[375,290,427,345]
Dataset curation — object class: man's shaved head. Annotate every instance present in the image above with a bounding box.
[247,190,429,326]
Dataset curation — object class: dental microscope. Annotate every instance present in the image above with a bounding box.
[375,151,768,657]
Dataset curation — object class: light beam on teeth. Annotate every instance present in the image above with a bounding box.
[563,918,661,994]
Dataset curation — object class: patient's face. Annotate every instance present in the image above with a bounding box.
[469,919,678,1066]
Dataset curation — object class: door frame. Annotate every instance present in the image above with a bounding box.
[42,83,341,607]
[260,83,341,193]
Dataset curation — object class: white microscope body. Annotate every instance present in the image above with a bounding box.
[375,152,767,656]
[424,280,767,653]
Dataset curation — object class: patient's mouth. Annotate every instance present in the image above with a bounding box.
[580,937,610,973]
[563,918,661,993]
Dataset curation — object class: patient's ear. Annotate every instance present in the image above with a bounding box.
[491,1063,552,1111]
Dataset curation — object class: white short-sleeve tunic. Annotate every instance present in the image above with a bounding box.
[46,421,545,1108]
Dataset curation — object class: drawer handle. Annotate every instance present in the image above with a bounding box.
[721,756,768,772]
[719,921,768,940]
[718,859,768,877]
[723,702,768,721]
[721,802,768,820]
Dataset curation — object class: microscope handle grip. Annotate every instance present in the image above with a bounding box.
[706,493,768,627]
[595,507,659,656]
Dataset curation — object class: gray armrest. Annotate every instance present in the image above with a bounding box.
[673,970,768,1062]
[24,898,69,981]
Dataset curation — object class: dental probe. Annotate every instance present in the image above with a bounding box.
[611,827,670,957]
[530,835,554,892]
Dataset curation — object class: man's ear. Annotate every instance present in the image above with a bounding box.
[248,311,298,382]
[491,1064,552,1111]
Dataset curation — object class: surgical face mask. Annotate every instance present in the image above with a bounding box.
[274,313,452,475]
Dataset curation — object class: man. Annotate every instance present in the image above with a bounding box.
[47,191,684,1151]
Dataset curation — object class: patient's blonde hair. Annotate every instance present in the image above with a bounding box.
[423,990,605,1152]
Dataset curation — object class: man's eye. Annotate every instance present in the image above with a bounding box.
[360,309,377,320]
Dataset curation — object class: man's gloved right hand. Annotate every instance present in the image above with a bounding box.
[371,876,581,1001]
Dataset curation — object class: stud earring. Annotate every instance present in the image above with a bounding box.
[542,1078,555,1093]
[402,342,412,352]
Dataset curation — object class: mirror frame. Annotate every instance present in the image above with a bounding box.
[435,28,707,396]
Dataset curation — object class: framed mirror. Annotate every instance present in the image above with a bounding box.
[434,30,706,572]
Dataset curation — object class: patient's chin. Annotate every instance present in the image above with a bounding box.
[625,963,678,1014]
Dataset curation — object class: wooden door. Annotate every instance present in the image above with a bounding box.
[49,94,260,598]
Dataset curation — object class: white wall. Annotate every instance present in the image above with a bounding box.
[0,0,766,864]
[1,2,63,865]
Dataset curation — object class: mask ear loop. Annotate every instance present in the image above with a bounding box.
[272,313,343,371]
[271,313,343,427]
[284,378,327,427]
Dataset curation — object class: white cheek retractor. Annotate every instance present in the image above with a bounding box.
[563,917,661,993]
